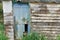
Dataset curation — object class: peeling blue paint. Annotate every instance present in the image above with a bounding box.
[13,3,30,39]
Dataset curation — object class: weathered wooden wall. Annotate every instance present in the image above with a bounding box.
[2,0,60,3]
[3,0,60,40]
[17,0,60,3]
[3,1,14,40]
[30,3,60,40]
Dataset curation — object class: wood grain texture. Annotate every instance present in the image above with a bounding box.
[30,3,60,40]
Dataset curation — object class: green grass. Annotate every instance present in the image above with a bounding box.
[0,31,8,40]
[22,32,47,40]
[56,35,60,40]
[0,23,8,40]
[0,23,4,31]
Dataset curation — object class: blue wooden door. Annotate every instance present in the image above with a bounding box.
[13,3,30,39]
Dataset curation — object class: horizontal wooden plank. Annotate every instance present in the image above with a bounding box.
[4,13,13,16]
[31,16,60,20]
[32,23,60,26]
[32,11,60,14]
[32,25,60,28]
[4,21,14,24]
[31,14,60,16]
[33,27,60,30]
[35,31,60,34]
[4,20,14,22]
[31,19,60,22]
[4,16,13,19]
[33,9,60,12]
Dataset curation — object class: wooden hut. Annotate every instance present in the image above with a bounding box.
[2,0,60,40]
